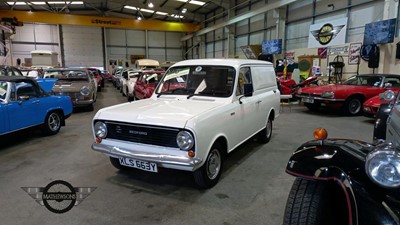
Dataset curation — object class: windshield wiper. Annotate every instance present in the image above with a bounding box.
[187,94,195,99]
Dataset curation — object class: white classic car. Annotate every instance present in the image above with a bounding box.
[92,59,280,188]
[121,69,140,101]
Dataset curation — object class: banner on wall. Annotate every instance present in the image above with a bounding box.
[308,17,348,48]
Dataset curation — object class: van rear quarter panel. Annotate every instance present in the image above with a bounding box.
[251,65,280,119]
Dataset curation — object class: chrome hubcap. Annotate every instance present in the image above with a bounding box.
[206,149,221,180]
[48,113,60,131]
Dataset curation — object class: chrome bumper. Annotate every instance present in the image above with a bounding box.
[297,95,345,102]
[74,99,94,106]
[92,142,203,171]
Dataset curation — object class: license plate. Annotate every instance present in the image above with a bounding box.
[118,157,158,172]
[302,97,314,103]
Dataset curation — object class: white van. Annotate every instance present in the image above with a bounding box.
[30,50,58,67]
[92,59,280,188]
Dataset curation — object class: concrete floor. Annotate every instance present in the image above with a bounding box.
[0,83,375,225]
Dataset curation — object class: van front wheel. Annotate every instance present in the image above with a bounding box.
[193,144,223,189]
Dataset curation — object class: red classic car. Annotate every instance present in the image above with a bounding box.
[87,68,104,92]
[296,74,400,115]
[362,94,390,117]
[133,70,165,100]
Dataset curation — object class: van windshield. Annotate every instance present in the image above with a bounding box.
[156,65,235,98]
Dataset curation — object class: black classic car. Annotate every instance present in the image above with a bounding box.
[283,90,400,225]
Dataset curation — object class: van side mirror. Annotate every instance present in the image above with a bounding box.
[243,83,253,97]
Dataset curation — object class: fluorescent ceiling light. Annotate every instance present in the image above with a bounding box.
[70,1,84,4]
[156,11,168,15]
[181,8,187,13]
[124,5,137,10]
[140,8,154,13]
[7,2,27,5]
[176,0,188,2]
[189,0,205,6]
[31,1,47,4]
[148,2,154,8]
[48,1,68,4]
[137,16,142,20]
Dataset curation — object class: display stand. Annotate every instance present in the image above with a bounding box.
[328,55,345,84]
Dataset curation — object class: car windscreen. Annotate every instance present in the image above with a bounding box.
[342,75,382,87]
[45,70,89,81]
[155,65,235,98]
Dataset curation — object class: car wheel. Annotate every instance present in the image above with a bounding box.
[43,111,61,135]
[373,104,391,140]
[127,92,133,101]
[109,157,129,170]
[344,97,363,116]
[193,143,223,189]
[257,117,272,143]
[283,178,325,225]
[304,103,319,112]
[88,104,94,111]
[283,178,348,225]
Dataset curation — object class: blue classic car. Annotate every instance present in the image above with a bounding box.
[0,76,73,136]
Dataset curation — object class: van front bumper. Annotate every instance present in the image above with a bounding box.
[92,141,203,171]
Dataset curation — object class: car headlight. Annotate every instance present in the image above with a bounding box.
[80,86,90,96]
[321,91,335,98]
[94,121,107,138]
[365,144,400,188]
[177,130,194,150]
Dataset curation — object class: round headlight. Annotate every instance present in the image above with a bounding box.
[80,86,90,96]
[94,121,107,138]
[177,131,194,150]
[366,144,400,188]
[321,91,335,98]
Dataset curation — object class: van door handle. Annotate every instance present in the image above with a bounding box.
[273,90,277,93]
[33,100,40,104]
[256,100,262,104]
[230,112,235,116]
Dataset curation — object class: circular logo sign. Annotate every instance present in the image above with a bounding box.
[195,66,202,72]
[318,23,334,45]
[42,180,76,214]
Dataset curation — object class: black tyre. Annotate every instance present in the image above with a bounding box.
[193,143,223,189]
[283,178,325,225]
[88,104,94,111]
[127,93,133,102]
[42,111,62,135]
[109,157,129,170]
[283,178,348,225]
[373,103,391,140]
[343,97,363,116]
[257,117,272,143]
[304,103,319,112]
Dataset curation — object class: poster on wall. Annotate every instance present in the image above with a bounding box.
[308,17,348,48]
[348,43,362,64]
[262,39,282,54]
[363,18,396,45]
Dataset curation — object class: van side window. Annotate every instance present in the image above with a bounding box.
[236,67,252,96]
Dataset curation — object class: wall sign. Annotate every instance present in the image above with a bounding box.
[348,43,362,64]
[308,18,348,48]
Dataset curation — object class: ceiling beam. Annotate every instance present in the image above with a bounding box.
[181,0,297,41]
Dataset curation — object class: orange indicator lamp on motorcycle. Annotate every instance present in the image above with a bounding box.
[313,128,328,140]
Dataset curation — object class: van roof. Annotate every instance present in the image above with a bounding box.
[30,50,58,55]
[136,59,160,66]
[172,58,273,67]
